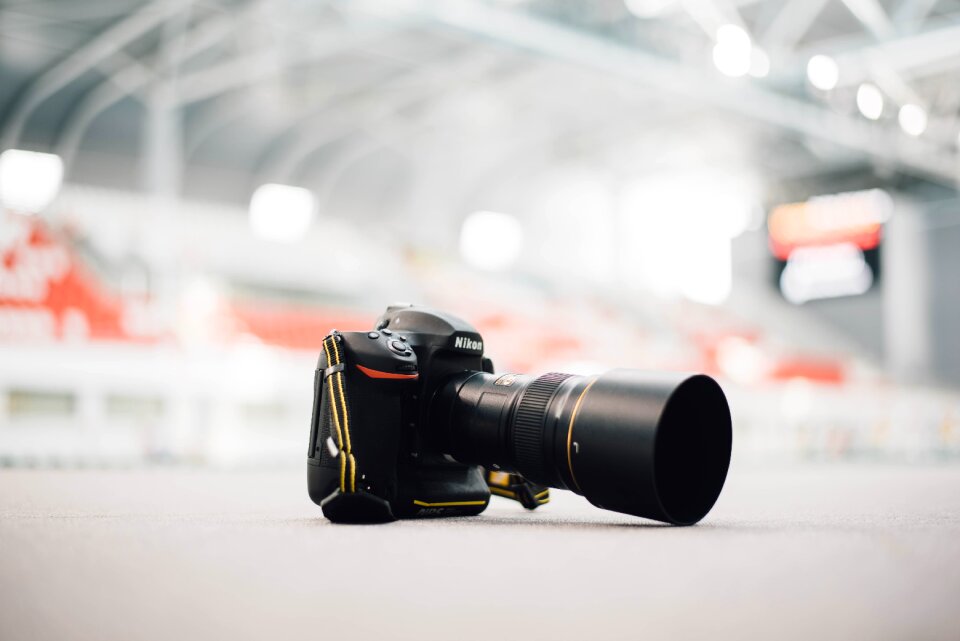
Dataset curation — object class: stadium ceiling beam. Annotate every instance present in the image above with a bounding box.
[55,0,283,173]
[0,0,193,151]
[656,0,769,18]
[829,21,960,86]
[184,34,456,165]
[677,0,747,37]
[759,0,832,51]
[294,61,629,233]
[182,63,400,160]
[893,0,942,33]
[837,0,925,106]
[405,0,958,186]
[259,50,507,184]
[56,59,156,174]
[0,0,139,23]
[54,1,254,175]
[840,0,897,38]
[404,93,696,234]
[172,24,393,106]
[55,1,389,178]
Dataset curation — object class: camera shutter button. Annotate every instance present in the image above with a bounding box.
[388,340,408,354]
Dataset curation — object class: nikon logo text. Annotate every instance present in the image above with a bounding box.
[453,335,483,352]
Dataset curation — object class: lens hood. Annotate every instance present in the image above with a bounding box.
[565,370,732,525]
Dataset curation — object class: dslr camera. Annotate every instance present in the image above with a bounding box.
[307,305,731,525]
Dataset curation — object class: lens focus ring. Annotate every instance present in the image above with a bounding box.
[511,372,574,483]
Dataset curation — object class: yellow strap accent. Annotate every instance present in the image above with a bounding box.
[348,454,356,492]
[321,341,343,447]
[490,487,549,505]
[335,372,352,456]
[487,471,511,487]
[323,336,358,493]
[322,341,346,491]
[413,499,487,507]
[328,376,346,491]
[330,338,353,454]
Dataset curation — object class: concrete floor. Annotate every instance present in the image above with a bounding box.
[1,464,959,641]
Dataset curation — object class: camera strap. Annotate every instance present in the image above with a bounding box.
[322,332,357,494]
[486,470,549,510]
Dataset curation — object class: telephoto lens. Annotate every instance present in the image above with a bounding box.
[430,369,732,525]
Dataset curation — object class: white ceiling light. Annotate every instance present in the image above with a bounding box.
[716,24,750,49]
[806,55,839,91]
[712,24,752,78]
[0,149,64,213]
[898,104,928,136]
[459,210,523,271]
[249,183,315,243]
[749,48,770,78]
[856,83,884,120]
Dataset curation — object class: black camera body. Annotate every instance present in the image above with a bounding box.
[307,305,495,522]
[308,304,733,525]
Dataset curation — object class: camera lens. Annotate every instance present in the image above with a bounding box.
[429,369,732,525]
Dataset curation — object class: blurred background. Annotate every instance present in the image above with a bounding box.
[1,0,959,469]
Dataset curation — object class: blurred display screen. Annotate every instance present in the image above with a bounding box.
[768,189,891,304]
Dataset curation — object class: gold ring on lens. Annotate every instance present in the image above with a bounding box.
[565,377,597,494]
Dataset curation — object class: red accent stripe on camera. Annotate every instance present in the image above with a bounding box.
[355,364,419,380]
